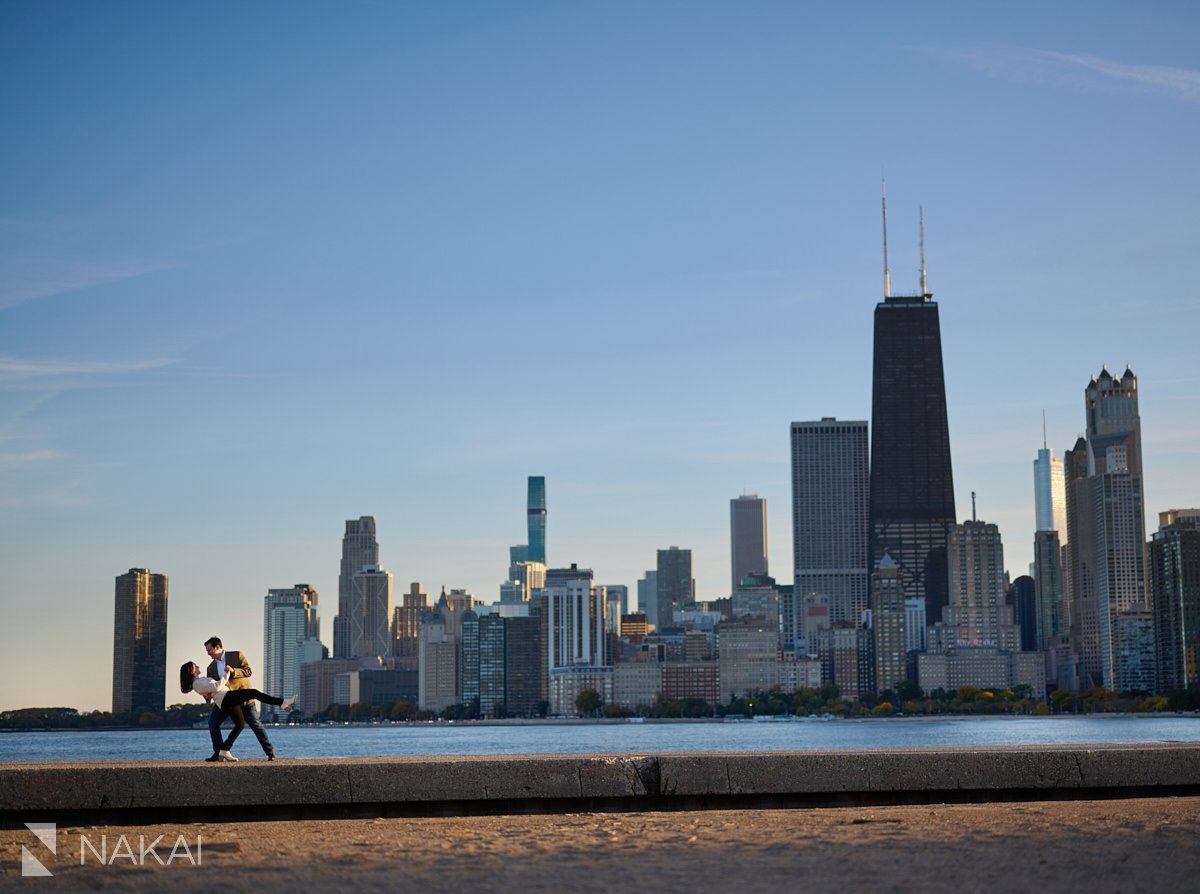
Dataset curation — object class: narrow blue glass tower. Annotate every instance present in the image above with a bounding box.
[527,476,546,564]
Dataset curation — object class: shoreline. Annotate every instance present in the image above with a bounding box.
[2,711,1198,734]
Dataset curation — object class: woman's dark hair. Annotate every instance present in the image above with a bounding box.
[180,662,195,694]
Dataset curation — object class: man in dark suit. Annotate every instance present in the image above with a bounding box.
[203,636,277,761]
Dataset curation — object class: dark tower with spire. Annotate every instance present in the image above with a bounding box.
[868,197,957,623]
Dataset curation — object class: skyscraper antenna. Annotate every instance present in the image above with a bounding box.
[881,177,891,298]
[1042,410,1047,450]
[919,205,928,297]
[971,491,977,523]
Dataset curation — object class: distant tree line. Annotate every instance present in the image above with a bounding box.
[6,685,1196,730]
[0,704,213,730]
[567,682,1200,720]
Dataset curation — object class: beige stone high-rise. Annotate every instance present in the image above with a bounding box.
[942,521,1019,652]
[872,556,907,694]
[391,582,428,670]
[335,516,380,658]
[112,568,168,713]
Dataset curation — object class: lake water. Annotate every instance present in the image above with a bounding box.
[2,715,1199,762]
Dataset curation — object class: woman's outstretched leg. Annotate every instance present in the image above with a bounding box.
[224,688,283,709]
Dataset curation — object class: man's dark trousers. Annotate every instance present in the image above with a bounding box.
[208,701,275,757]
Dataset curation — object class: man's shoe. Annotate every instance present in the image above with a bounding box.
[267,753,277,762]
[204,753,221,762]
[218,749,238,762]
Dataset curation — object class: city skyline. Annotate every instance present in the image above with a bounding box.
[3,4,1200,712]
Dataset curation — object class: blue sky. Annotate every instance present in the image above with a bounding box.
[2,2,1198,711]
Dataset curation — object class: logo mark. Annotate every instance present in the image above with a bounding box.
[22,823,55,877]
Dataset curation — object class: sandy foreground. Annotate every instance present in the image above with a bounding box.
[2,796,1197,892]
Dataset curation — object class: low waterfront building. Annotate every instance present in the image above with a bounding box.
[612,660,662,712]
[299,658,368,716]
[779,657,823,692]
[662,661,720,704]
[916,647,1045,695]
[550,666,614,716]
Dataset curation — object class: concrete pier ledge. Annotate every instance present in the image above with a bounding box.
[2,744,1197,826]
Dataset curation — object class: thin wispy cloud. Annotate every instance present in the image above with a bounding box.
[0,355,173,381]
[918,45,1200,103]
[0,480,88,510]
[0,449,63,472]
[0,260,177,310]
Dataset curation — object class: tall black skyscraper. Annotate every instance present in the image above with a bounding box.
[867,204,956,622]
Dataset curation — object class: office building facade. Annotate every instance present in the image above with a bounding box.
[335,516,380,658]
[1064,436,1100,686]
[791,419,869,634]
[942,521,1018,652]
[656,547,693,629]
[872,556,908,694]
[1033,530,1065,650]
[350,565,393,661]
[262,584,319,720]
[391,582,428,670]
[1151,510,1200,692]
[730,494,769,594]
[638,571,659,628]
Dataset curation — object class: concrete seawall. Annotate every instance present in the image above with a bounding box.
[2,744,1197,826]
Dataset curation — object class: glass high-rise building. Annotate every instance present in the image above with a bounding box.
[350,565,393,662]
[868,293,956,623]
[1151,509,1200,691]
[527,476,546,564]
[656,547,693,629]
[263,584,319,719]
[1009,575,1038,652]
[791,419,869,634]
[511,476,547,565]
[637,570,658,628]
[1033,447,1067,538]
[504,615,544,717]
[111,568,168,713]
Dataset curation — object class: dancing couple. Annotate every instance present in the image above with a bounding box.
[180,636,295,762]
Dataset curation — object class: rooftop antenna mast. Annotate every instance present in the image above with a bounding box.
[881,177,892,298]
[919,205,928,297]
[971,491,977,523]
[1042,410,1048,451]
